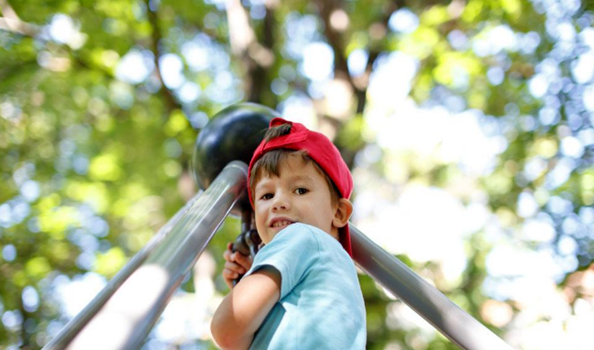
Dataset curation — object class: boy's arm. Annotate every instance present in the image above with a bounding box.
[211,266,281,350]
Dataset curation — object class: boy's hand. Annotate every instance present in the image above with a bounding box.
[223,242,253,289]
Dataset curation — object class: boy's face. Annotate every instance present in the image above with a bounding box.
[253,154,340,244]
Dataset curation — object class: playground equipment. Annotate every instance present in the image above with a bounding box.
[43,103,512,350]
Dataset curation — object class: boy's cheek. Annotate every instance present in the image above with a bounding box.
[254,221,268,242]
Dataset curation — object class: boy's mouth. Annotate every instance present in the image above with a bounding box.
[270,218,295,228]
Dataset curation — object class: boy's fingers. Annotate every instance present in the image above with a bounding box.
[221,241,250,289]
[222,268,239,280]
[224,261,246,274]
[223,249,233,261]
[223,277,234,290]
[233,252,253,269]
[222,270,237,289]
[221,241,252,289]
[223,242,234,257]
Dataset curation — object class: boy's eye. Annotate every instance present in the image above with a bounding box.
[260,193,273,200]
[294,188,308,195]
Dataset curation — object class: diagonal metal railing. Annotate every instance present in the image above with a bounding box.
[43,161,248,350]
[42,189,204,349]
[44,160,512,350]
[351,226,512,350]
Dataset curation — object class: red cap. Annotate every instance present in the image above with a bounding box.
[248,117,354,256]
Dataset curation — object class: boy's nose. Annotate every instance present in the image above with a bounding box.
[272,194,290,211]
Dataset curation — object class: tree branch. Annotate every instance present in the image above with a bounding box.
[226,0,256,56]
[313,0,407,168]
[0,0,41,36]
[0,1,116,81]
[248,0,278,104]
[316,0,405,115]
[225,0,276,104]
[355,0,405,113]
[315,0,353,85]
[144,0,183,115]
[0,17,40,36]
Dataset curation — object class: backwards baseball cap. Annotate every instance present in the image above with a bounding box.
[248,117,354,256]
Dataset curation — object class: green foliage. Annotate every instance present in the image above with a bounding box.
[1,0,593,348]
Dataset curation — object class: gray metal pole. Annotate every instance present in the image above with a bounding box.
[44,158,512,350]
[47,161,248,350]
[350,225,513,350]
[43,190,203,350]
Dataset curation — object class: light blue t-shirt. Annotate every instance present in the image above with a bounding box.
[244,223,366,350]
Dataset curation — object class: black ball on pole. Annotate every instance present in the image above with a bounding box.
[191,103,278,192]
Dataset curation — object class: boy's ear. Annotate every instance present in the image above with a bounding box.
[333,198,353,228]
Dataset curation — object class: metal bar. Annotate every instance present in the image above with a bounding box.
[350,225,512,350]
[45,157,512,350]
[48,161,248,350]
[43,190,203,350]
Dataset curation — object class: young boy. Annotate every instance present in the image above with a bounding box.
[211,118,366,349]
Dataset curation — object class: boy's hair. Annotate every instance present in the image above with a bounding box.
[249,125,340,205]
[247,117,354,255]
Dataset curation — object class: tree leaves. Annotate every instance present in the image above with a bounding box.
[1,0,593,348]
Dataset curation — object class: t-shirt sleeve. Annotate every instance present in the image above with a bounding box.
[244,223,320,299]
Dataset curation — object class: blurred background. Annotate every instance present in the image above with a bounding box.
[1,0,594,349]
